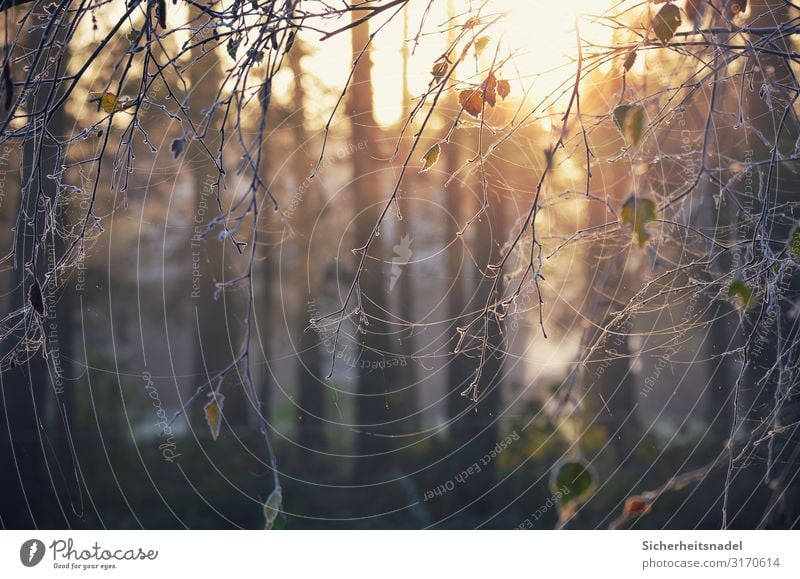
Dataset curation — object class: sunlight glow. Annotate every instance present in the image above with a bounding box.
[494,0,612,99]
[300,1,613,127]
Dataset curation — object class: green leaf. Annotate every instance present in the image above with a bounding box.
[653,3,681,44]
[552,460,595,511]
[727,280,754,309]
[621,195,657,247]
[227,38,240,60]
[613,104,645,145]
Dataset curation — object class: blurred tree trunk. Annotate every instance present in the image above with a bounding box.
[466,181,505,460]
[740,0,800,528]
[288,44,325,450]
[444,0,474,426]
[0,135,45,528]
[188,17,246,429]
[581,151,638,460]
[392,6,418,432]
[700,80,736,442]
[256,99,274,427]
[0,23,71,526]
[349,13,396,471]
[49,41,80,520]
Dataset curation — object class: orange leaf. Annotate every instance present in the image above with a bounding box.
[459,89,484,117]
[483,72,497,107]
[203,393,224,441]
[496,79,510,100]
[462,16,480,30]
[623,496,652,517]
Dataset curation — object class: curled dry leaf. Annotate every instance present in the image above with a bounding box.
[431,60,448,81]
[462,16,480,30]
[726,0,748,18]
[458,89,484,117]
[420,143,440,173]
[203,392,225,441]
[263,487,282,530]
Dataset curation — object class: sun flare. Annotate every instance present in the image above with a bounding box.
[301,0,613,127]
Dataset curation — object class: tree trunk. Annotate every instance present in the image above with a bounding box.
[288,45,325,451]
[188,20,246,429]
[349,13,397,473]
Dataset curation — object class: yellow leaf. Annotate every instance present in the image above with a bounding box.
[89,91,134,113]
[203,393,224,441]
[621,195,657,247]
[458,89,484,117]
[420,143,440,173]
[475,36,490,53]
[263,487,282,530]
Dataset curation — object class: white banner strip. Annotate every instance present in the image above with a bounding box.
[1,531,797,578]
